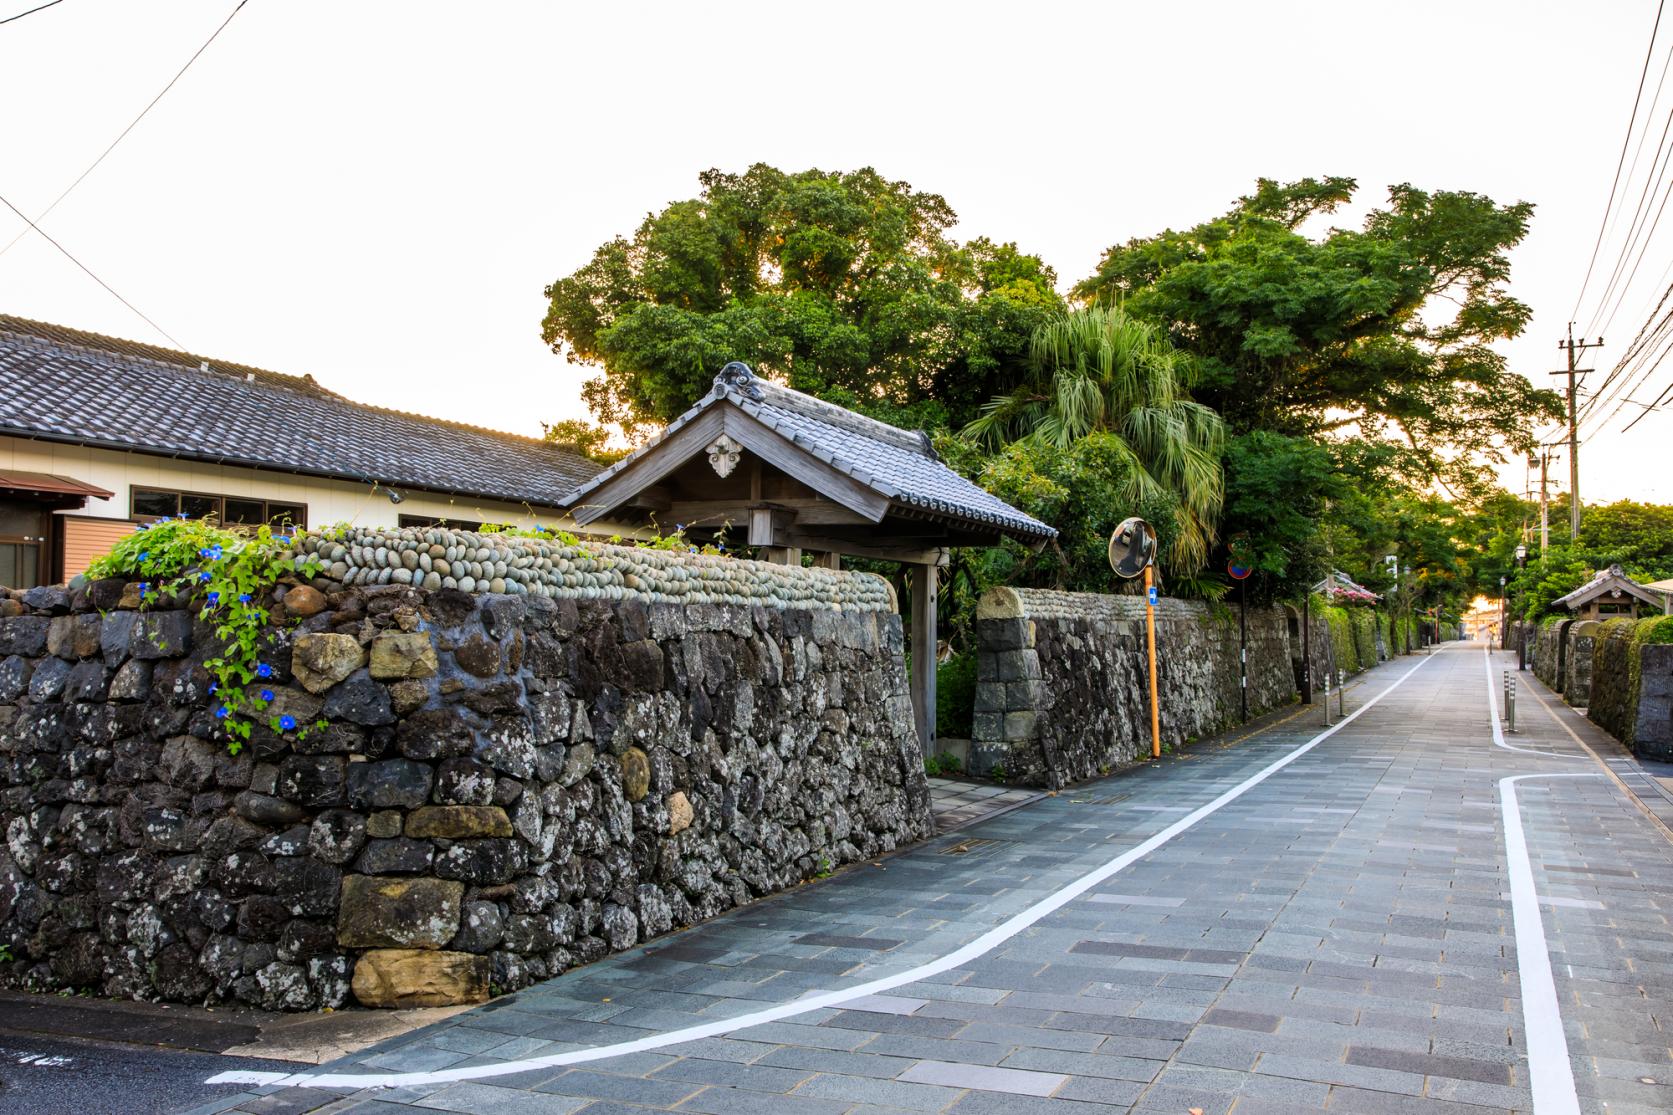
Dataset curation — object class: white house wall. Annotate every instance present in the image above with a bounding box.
[0,434,585,531]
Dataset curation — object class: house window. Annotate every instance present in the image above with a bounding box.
[131,487,307,530]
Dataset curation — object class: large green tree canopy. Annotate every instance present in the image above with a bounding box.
[541,164,1062,431]
[1076,177,1562,486]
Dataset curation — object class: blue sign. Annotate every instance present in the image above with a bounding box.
[1147,586,1158,607]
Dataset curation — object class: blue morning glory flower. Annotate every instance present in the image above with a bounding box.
[138,551,149,562]
[238,593,251,603]
[207,682,217,694]
[198,571,212,583]
[206,591,220,606]
[259,688,273,702]
[278,715,297,732]
[256,663,273,679]
[214,706,229,720]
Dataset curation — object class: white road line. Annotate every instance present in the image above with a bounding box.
[210,653,1435,1092]
[1483,648,1585,759]
[1480,641,1594,1114]
[1500,773,1594,1115]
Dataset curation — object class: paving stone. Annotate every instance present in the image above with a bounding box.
[898,1058,1067,1095]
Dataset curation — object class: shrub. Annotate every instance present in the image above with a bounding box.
[1637,615,1673,645]
[86,517,321,751]
[936,652,977,738]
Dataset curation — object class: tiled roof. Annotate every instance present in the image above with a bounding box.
[564,364,1055,541]
[0,316,600,508]
[1553,563,1665,610]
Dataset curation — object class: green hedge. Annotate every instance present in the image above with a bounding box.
[1638,614,1673,645]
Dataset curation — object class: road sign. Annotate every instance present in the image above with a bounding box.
[1147,585,1158,606]
[1228,561,1252,581]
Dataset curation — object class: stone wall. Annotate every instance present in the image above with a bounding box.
[0,556,929,1010]
[1588,621,1673,760]
[972,588,1301,789]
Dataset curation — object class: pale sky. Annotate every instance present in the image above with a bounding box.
[1,0,1666,503]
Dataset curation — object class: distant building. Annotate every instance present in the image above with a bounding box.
[0,316,603,589]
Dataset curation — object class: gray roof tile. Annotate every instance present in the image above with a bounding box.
[0,316,600,509]
[564,364,1055,541]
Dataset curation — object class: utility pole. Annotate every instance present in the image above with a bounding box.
[1539,450,1551,562]
[1551,325,1602,540]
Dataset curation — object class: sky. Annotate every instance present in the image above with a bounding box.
[1,0,1668,504]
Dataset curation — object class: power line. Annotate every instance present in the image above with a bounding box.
[1570,0,1667,322]
[0,191,182,349]
[0,0,250,258]
[1582,41,1673,338]
[1585,109,1673,338]
[0,0,65,26]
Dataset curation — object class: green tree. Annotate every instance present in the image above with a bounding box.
[1218,430,1337,600]
[1077,176,1562,489]
[963,306,1224,570]
[540,418,627,464]
[961,433,1182,593]
[541,164,1062,431]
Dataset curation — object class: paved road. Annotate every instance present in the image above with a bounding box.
[0,1029,291,1114]
[193,643,1672,1114]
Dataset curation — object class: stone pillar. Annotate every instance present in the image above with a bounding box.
[971,588,1044,780]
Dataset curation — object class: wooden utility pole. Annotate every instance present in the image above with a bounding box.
[1551,326,1602,540]
[1538,451,1551,562]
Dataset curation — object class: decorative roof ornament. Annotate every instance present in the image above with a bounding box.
[715,361,764,402]
[706,433,743,478]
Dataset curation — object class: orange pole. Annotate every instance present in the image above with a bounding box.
[1144,564,1160,758]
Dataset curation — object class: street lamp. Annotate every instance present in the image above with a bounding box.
[1514,543,1528,670]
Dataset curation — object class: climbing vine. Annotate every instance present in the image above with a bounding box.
[88,517,322,752]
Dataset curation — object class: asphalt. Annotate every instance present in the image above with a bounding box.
[0,1030,291,1114]
[182,641,1673,1114]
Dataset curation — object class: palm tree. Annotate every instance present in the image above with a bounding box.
[965,305,1225,570]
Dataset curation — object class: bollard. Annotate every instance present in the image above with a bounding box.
[1322,671,1332,726]
[1508,674,1517,734]
[1502,670,1509,720]
[1337,669,1346,718]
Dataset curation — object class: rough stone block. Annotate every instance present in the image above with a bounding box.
[980,617,1032,651]
[404,805,513,839]
[337,876,463,949]
[1003,710,1038,741]
[321,676,396,726]
[47,614,101,660]
[0,616,50,656]
[668,790,693,835]
[369,633,438,680]
[131,613,193,659]
[291,633,365,694]
[619,747,651,801]
[346,759,433,810]
[350,948,488,1008]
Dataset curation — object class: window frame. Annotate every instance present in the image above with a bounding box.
[129,485,308,530]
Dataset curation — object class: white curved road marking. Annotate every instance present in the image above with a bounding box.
[1482,647,1585,759]
[210,653,1436,1091]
